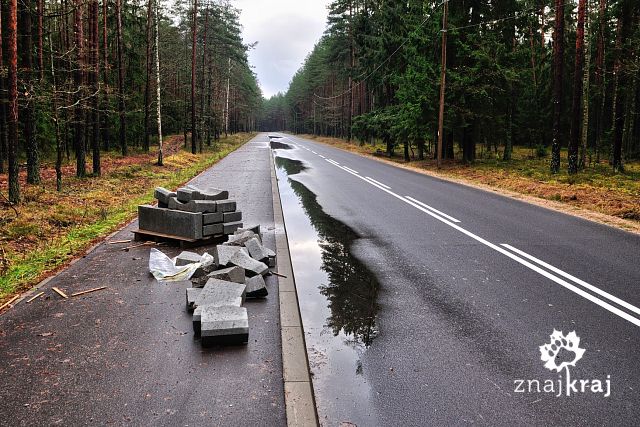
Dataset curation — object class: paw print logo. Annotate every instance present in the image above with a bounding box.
[539,330,585,373]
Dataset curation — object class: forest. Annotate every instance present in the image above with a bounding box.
[259,0,640,175]
[0,0,262,204]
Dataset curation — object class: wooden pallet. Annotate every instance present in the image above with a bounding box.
[133,229,225,249]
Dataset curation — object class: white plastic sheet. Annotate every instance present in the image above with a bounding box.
[148,248,214,283]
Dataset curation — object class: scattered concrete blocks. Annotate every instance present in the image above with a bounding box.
[172,199,219,213]
[245,275,268,298]
[236,225,260,236]
[207,266,245,284]
[175,250,202,266]
[192,278,246,334]
[186,287,202,311]
[177,187,229,203]
[229,249,268,277]
[226,230,258,246]
[213,245,243,266]
[138,205,203,240]
[200,305,249,345]
[216,200,237,213]
[244,237,269,262]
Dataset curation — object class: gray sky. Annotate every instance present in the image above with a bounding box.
[233,0,332,99]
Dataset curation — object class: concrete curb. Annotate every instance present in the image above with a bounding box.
[270,150,319,426]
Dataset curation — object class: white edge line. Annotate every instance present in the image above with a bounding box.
[342,166,359,174]
[364,177,391,189]
[405,196,461,223]
[501,244,640,318]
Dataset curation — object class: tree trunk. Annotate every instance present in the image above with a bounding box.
[0,3,7,174]
[611,1,631,172]
[568,0,586,174]
[115,0,126,155]
[550,0,565,173]
[89,0,100,175]
[199,5,209,154]
[101,0,110,151]
[154,0,163,166]
[73,0,86,177]
[190,0,197,154]
[7,0,19,203]
[36,0,43,80]
[593,0,607,163]
[49,34,62,191]
[143,0,153,152]
[21,0,39,184]
[579,4,592,169]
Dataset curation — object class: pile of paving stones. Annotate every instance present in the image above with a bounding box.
[178,226,275,346]
[138,185,243,241]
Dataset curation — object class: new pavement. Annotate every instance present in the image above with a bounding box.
[274,134,640,427]
[0,135,286,426]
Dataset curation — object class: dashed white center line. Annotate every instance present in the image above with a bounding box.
[364,177,390,189]
[318,155,325,159]
[405,196,460,223]
[326,159,340,166]
[342,166,359,174]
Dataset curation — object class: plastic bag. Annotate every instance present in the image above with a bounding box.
[148,248,214,283]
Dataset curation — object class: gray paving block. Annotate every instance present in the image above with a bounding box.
[223,211,242,222]
[173,199,218,214]
[245,275,268,298]
[175,251,202,266]
[192,279,246,335]
[229,249,268,277]
[223,221,243,235]
[200,305,249,345]
[203,223,223,237]
[216,200,237,213]
[236,225,261,236]
[177,186,229,203]
[186,287,202,311]
[138,205,203,240]
[157,201,168,209]
[207,266,245,284]
[154,187,177,205]
[203,212,223,225]
[212,245,243,266]
[244,237,269,261]
[225,230,258,246]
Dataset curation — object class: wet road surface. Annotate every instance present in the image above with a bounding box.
[272,134,640,427]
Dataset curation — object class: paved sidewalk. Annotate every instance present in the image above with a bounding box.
[0,135,286,426]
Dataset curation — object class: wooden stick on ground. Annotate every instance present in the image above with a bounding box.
[108,239,132,245]
[52,287,68,299]
[71,286,107,297]
[270,271,287,278]
[121,241,158,251]
[26,292,45,303]
[0,295,20,311]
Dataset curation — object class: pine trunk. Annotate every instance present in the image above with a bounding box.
[154,0,163,166]
[0,3,7,174]
[550,0,565,173]
[89,0,100,175]
[190,0,197,154]
[73,0,86,177]
[143,0,153,152]
[21,0,39,184]
[7,0,19,203]
[593,0,607,163]
[568,0,586,174]
[116,0,126,155]
[611,1,631,172]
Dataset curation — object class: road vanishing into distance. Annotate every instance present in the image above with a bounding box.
[271,133,640,427]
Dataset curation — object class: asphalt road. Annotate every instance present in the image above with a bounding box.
[273,134,640,427]
[0,135,286,427]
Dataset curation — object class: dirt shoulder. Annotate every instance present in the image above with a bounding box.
[297,134,640,235]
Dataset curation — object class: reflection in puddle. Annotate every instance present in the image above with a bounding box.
[275,155,380,425]
[270,140,292,150]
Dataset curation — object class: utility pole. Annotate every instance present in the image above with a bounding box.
[436,0,448,169]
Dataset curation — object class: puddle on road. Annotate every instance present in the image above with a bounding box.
[274,155,380,425]
[270,140,292,150]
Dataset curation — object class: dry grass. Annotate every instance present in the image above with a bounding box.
[0,133,254,302]
[300,134,640,231]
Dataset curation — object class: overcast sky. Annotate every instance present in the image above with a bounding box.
[233,0,332,99]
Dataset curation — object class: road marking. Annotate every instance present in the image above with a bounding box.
[319,157,640,328]
[364,177,390,189]
[342,166,359,174]
[326,159,340,166]
[501,244,640,317]
[318,155,325,159]
[405,196,460,223]
[311,151,317,154]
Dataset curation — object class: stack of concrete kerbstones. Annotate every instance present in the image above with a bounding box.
[138,185,243,241]
[179,226,275,346]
